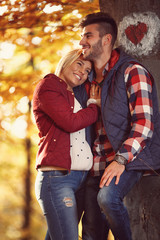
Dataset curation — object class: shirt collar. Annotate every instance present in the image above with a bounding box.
[88,49,120,82]
[88,62,109,82]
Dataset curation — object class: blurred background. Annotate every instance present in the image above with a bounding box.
[0,1,99,239]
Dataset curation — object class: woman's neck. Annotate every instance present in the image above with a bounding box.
[59,73,73,92]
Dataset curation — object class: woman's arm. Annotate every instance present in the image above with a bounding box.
[36,76,98,133]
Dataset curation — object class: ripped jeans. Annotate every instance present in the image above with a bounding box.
[35,170,88,240]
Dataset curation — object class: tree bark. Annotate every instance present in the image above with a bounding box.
[124,175,160,240]
[99,0,160,102]
[99,0,160,23]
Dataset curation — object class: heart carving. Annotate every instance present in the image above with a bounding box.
[125,22,148,45]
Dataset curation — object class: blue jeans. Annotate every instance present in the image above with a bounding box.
[97,169,143,240]
[35,170,88,240]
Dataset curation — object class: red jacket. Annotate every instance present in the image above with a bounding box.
[32,73,98,170]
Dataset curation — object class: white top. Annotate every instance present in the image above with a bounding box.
[70,98,93,170]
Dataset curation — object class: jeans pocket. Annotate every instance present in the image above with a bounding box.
[49,170,69,178]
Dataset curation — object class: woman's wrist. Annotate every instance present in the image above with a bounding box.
[87,98,97,106]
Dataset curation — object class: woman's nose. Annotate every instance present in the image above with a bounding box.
[79,66,85,74]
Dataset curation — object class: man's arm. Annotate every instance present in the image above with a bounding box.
[100,64,153,188]
[117,64,153,162]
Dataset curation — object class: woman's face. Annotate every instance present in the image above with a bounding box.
[60,56,91,91]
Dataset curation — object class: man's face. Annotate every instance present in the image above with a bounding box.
[79,24,103,61]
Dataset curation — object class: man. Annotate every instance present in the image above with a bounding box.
[78,12,160,240]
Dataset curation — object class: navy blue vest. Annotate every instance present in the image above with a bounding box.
[73,83,96,149]
[101,49,160,171]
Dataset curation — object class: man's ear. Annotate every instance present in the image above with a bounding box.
[103,34,112,46]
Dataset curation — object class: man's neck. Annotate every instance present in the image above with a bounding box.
[94,51,112,84]
[94,67,104,84]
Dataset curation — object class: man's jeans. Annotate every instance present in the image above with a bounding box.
[35,170,88,240]
[76,175,110,240]
[97,169,143,240]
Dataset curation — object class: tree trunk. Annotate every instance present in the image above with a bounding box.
[124,175,160,240]
[98,1,160,239]
[99,0,160,23]
[99,0,160,101]
[21,101,32,240]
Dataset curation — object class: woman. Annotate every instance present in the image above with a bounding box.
[33,49,100,240]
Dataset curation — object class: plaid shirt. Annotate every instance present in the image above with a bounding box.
[90,50,153,176]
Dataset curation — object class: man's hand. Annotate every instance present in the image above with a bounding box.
[99,161,125,188]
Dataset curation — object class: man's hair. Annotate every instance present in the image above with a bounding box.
[79,12,118,46]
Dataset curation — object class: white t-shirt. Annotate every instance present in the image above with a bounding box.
[70,98,93,170]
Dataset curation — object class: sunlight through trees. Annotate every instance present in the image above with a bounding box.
[0,1,99,239]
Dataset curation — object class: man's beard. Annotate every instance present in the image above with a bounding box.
[84,39,103,61]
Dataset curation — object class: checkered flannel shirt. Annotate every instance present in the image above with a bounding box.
[90,52,153,176]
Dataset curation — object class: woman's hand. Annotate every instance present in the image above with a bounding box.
[90,84,101,107]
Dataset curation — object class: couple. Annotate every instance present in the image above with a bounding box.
[33,12,160,240]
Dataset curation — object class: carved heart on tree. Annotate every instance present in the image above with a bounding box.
[125,22,148,45]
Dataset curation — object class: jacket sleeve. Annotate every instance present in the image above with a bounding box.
[37,76,98,133]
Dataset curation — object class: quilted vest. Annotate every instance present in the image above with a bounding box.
[73,83,96,149]
[101,49,160,171]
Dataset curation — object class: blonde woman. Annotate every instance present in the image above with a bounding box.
[33,49,100,240]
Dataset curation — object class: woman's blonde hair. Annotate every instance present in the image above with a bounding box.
[55,49,83,77]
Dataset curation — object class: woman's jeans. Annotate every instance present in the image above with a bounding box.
[97,169,143,240]
[35,170,88,240]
